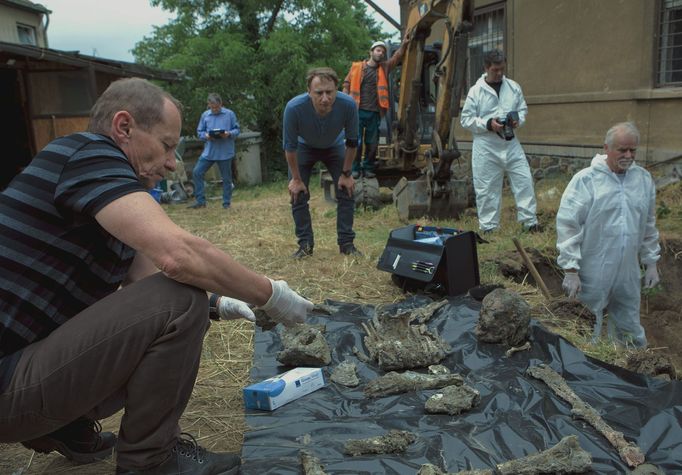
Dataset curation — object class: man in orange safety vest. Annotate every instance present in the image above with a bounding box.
[342,36,409,178]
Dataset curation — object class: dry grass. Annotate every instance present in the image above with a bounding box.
[3,170,681,474]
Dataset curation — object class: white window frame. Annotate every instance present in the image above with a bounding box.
[17,23,37,46]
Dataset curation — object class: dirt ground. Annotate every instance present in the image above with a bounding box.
[495,238,682,376]
[639,238,682,374]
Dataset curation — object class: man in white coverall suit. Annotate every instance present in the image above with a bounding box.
[556,122,660,348]
[460,49,539,233]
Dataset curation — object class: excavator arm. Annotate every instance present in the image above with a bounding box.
[396,0,473,175]
[333,0,474,220]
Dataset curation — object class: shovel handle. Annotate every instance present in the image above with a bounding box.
[512,237,552,301]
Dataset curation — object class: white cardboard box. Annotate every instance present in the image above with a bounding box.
[243,367,326,411]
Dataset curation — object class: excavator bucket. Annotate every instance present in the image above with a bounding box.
[393,176,472,222]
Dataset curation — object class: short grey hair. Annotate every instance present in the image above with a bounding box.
[483,49,506,67]
[207,93,222,104]
[88,77,181,134]
[605,122,640,147]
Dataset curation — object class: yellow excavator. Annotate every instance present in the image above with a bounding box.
[323,0,475,221]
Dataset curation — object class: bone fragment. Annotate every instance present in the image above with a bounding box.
[506,341,531,357]
[363,311,450,371]
[352,345,371,363]
[418,435,591,475]
[630,463,667,475]
[365,370,463,398]
[300,450,328,475]
[405,299,449,324]
[527,364,645,467]
[428,364,450,374]
[277,324,331,367]
[496,435,592,474]
[425,384,480,415]
[330,361,360,387]
[254,309,278,331]
[343,429,416,456]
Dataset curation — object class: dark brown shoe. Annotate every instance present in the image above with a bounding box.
[116,433,240,474]
[339,243,362,256]
[21,417,116,464]
[292,244,313,259]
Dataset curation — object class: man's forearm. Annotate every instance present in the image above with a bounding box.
[285,150,301,180]
[155,229,272,306]
[343,147,357,171]
[190,241,273,306]
[387,37,409,71]
[96,192,273,306]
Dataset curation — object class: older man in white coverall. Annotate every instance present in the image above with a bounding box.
[556,122,660,348]
[460,49,539,233]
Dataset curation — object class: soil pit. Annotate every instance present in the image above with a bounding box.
[494,240,682,377]
[640,238,682,375]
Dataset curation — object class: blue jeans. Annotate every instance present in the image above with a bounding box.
[192,158,233,207]
[289,144,355,247]
[352,109,380,173]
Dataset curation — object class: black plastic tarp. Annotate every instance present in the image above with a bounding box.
[241,296,682,474]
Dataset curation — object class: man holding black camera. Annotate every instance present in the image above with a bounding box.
[461,49,539,234]
[189,93,240,210]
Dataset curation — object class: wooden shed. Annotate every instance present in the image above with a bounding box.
[0,40,184,188]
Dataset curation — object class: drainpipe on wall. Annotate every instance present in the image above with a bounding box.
[42,11,50,48]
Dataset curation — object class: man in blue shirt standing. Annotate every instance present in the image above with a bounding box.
[189,93,240,209]
[283,67,361,258]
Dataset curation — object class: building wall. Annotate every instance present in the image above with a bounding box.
[0,4,47,47]
[455,0,682,164]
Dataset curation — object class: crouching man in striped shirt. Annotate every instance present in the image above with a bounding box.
[0,78,312,475]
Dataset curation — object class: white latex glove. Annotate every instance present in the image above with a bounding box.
[562,272,581,299]
[260,279,314,327]
[644,264,660,288]
[216,295,255,322]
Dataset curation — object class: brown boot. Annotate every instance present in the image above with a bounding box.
[21,417,116,464]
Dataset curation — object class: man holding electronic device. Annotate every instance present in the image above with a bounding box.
[460,49,539,234]
[189,93,240,210]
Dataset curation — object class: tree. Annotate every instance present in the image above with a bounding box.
[133,0,386,178]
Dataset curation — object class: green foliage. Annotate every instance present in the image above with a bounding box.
[656,201,671,219]
[165,31,257,127]
[251,25,309,175]
[134,0,386,179]
[641,282,663,298]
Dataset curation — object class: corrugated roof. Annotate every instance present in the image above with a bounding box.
[0,0,51,15]
[0,40,185,82]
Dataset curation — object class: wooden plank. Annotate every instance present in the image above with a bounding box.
[32,116,89,151]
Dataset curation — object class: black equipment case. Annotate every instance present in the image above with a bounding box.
[377,225,480,296]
